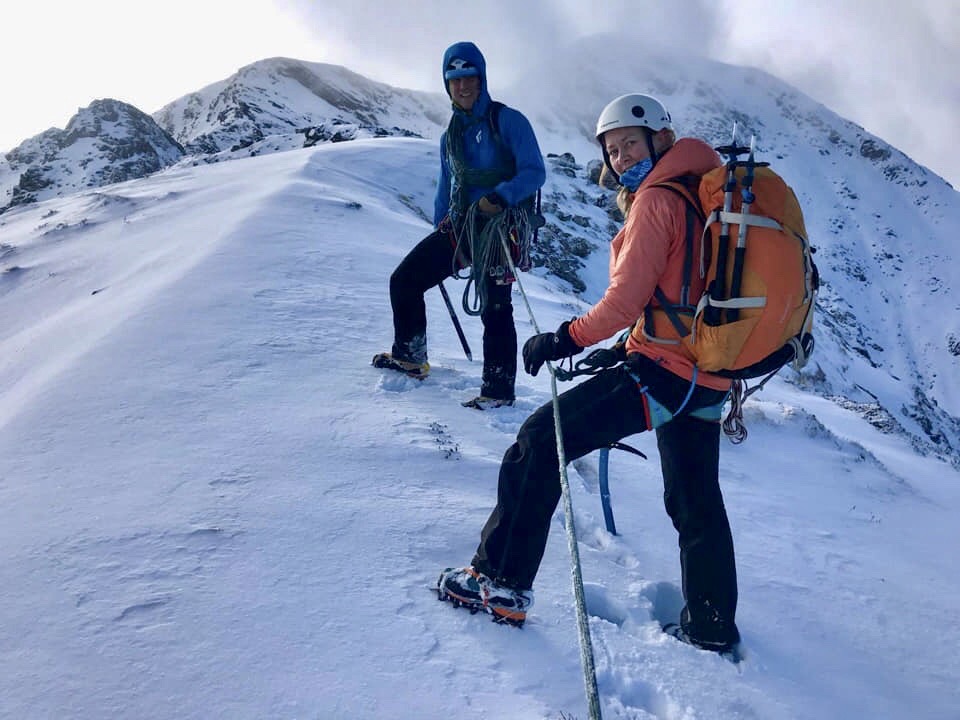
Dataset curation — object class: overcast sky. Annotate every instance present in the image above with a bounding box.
[3,1,958,188]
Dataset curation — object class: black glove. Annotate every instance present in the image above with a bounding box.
[522,320,584,376]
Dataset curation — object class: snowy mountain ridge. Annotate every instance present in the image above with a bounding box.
[1,42,958,465]
[0,99,184,210]
[1,136,958,720]
[153,57,450,156]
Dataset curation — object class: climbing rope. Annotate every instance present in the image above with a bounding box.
[497,233,604,720]
[454,202,535,317]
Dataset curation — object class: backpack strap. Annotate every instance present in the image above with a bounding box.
[489,99,543,231]
[488,100,505,146]
[485,101,515,177]
[654,175,705,301]
[643,175,705,341]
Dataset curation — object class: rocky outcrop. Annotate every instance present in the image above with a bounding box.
[1,100,184,212]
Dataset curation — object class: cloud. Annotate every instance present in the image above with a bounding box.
[2,0,956,187]
[288,0,960,186]
[707,0,960,185]
[288,0,719,91]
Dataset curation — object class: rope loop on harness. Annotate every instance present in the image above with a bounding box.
[722,379,748,443]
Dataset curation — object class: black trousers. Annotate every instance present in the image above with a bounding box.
[471,354,739,642]
[389,228,516,400]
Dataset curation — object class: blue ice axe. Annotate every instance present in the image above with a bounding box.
[598,442,647,535]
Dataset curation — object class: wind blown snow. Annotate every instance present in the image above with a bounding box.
[1,138,958,719]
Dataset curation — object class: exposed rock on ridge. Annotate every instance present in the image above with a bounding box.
[1,100,184,212]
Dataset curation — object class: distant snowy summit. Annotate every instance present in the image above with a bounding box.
[0,99,184,212]
[2,51,951,215]
[0,58,450,213]
[153,57,449,157]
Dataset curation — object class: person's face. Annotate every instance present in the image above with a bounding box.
[603,127,651,176]
[448,75,481,111]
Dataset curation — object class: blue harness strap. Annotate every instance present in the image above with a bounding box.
[628,366,728,429]
[596,367,728,535]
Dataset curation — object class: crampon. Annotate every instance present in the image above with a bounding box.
[435,567,533,627]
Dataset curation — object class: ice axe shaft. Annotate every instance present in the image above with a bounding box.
[598,442,647,536]
[439,281,472,361]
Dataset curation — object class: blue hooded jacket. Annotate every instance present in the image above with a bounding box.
[434,41,546,226]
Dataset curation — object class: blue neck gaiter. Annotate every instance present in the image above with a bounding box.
[619,158,654,191]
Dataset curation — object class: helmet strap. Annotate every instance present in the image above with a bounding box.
[644,128,660,167]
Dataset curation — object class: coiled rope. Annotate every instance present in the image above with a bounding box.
[454,202,535,317]
[497,233,604,720]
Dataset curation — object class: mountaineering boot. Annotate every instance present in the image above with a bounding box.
[371,352,430,380]
[662,623,743,663]
[461,396,515,410]
[436,567,533,627]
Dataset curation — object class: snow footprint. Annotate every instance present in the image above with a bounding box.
[637,580,685,629]
[375,370,424,393]
[583,582,630,628]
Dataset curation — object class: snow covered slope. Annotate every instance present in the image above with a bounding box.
[0,139,958,719]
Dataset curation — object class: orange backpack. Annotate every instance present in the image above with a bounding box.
[643,138,819,381]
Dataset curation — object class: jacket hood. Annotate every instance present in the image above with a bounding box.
[441,41,487,98]
[642,138,722,187]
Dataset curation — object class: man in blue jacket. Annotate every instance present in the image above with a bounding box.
[373,41,546,409]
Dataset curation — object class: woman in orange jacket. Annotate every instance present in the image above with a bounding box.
[438,94,741,655]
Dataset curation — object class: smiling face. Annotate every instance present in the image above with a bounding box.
[448,75,481,111]
[603,126,652,177]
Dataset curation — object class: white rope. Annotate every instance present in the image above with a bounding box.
[499,235,604,720]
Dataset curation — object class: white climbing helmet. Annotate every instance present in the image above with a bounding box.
[595,93,673,141]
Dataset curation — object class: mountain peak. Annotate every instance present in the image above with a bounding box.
[151,56,449,156]
[1,99,183,212]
